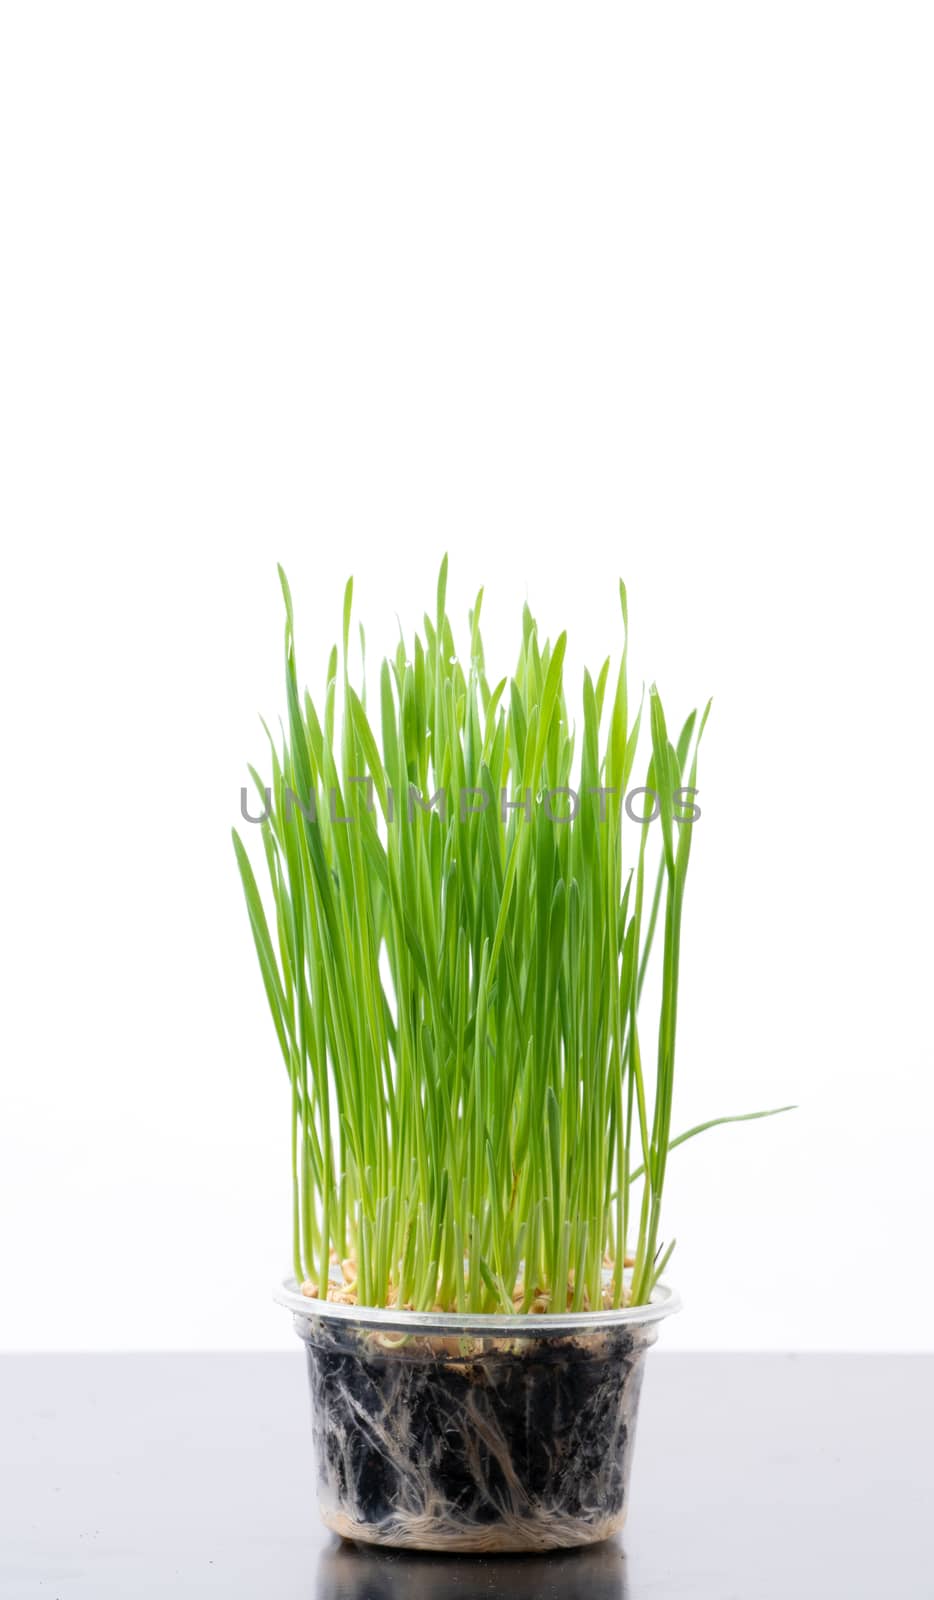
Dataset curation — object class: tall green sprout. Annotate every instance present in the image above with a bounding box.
[234,561,788,1313]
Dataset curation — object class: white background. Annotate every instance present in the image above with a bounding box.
[1,4,932,1353]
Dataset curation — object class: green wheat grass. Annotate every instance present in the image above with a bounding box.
[233,560,790,1314]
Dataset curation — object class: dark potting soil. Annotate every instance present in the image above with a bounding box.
[299,1317,652,1546]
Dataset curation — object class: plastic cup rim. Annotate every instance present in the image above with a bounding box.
[274,1273,681,1335]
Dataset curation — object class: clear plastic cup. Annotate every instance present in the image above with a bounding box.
[276,1278,679,1553]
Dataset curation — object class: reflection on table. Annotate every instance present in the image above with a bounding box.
[315,1532,628,1600]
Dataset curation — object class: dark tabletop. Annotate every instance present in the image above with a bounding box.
[1,1353,930,1598]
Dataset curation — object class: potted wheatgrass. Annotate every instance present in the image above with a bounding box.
[233,561,787,1553]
